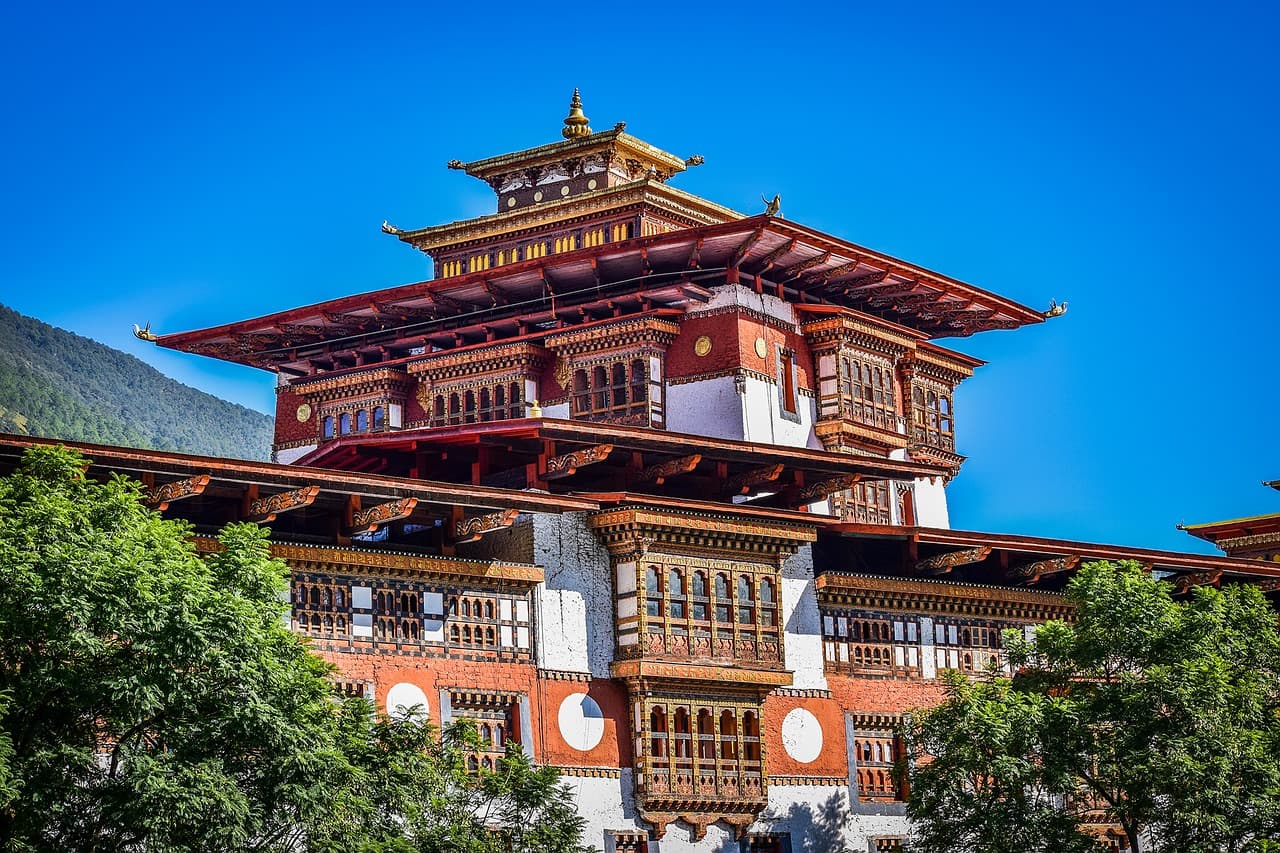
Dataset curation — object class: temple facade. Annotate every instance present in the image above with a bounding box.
[66,91,1279,852]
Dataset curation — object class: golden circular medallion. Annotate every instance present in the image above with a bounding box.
[561,185,570,196]
[694,335,713,357]
[533,190,543,202]
[295,403,312,422]
[587,178,598,190]
[754,336,768,358]
[507,196,516,208]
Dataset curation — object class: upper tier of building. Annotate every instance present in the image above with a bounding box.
[148,92,1062,522]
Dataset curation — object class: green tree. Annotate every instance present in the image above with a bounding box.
[904,560,1280,853]
[0,445,356,850]
[0,445,592,852]
[317,706,592,853]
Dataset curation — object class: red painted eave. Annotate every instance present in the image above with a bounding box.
[831,522,1280,578]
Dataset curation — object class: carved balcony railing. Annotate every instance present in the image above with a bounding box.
[616,627,785,670]
[640,766,766,810]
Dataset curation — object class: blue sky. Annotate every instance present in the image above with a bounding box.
[1,1,1276,552]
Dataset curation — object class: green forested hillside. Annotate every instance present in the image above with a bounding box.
[0,304,274,460]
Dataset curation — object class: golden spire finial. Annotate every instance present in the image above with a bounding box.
[562,88,592,139]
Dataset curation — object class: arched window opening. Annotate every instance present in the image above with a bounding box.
[630,359,646,404]
[720,710,738,760]
[592,366,609,411]
[646,566,661,617]
[322,416,334,438]
[743,711,761,762]
[373,406,385,429]
[309,587,320,605]
[356,409,368,431]
[448,393,461,425]
[611,362,628,407]
[464,390,477,423]
[338,412,351,434]
[691,571,708,622]
[673,707,691,759]
[650,706,668,762]
[668,569,686,619]
[738,575,755,624]
[697,709,715,759]
[715,573,731,623]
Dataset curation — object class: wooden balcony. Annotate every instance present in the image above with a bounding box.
[814,398,909,452]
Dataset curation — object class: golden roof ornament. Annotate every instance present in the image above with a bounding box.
[561,88,592,139]
[132,322,158,342]
[1042,299,1068,318]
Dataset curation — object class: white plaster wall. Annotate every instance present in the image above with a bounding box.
[563,775,913,852]
[688,284,798,327]
[912,477,951,528]
[532,512,614,678]
[781,545,828,691]
[665,375,747,441]
[739,375,822,450]
[274,444,316,465]
[541,401,570,419]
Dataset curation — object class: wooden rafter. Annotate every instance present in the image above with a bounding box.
[775,251,831,283]
[544,444,614,479]
[248,485,320,523]
[1173,568,1224,594]
[723,463,785,495]
[1009,554,1079,585]
[797,473,862,503]
[454,508,520,543]
[917,545,992,575]
[753,239,797,273]
[729,228,765,268]
[348,497,419,535]
[802,258,862,286]
[639,454,701,485]
[146,474,210,511]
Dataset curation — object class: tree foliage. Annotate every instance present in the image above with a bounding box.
[0,446,591,852]
[905,560,1280,853]
[0,303,274,460]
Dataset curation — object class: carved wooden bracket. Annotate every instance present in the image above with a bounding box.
[797,473,862,503]
[348,497,418,535]
[640,454,701,485]
[724,463,784,495]
[249,485,320,523]
[544,443,613,479]
[453,508,520,543]
[1173,568,1224,594]
[146,474,210,511]
[639,811,675,840]
[1255,578,1280,593]
[917,545,992,575]
[1010,554,1080,585]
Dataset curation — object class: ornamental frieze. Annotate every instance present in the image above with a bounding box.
[815,573,1072,621]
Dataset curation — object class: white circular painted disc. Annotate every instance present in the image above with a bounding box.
[782,707,823,763]
[558,692,605,751]
[386,682,429,722]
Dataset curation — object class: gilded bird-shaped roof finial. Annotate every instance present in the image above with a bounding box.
[562,88,592,139]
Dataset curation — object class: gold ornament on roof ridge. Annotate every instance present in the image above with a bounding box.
[562,88,592,139]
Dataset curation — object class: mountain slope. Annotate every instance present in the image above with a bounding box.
[0,304,274,460]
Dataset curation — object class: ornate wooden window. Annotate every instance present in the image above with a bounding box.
[831,480,893,525]
[611,832,648,853]
[777,347,799,417]
[837,354,899,432]
[429,381,522,427]
[338,412,352,434]
[628,555,783,668]
[871,838,906,852]
[572,359,647,421]
[911,383,954,451]
[853,728,904,802]
[742,835,790,853]
[637,698,765,805]
[450,691,520,771]
[822,609,919,676]
[932,618,1008,673]
[373,405,385,429]
[322,415,334,438]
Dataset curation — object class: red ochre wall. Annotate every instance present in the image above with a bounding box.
[667,310,814,391]
[274,387,316,446]
[536,677,633,768]
[320,648,633,768]
[826,673,948,718]
[763,693,849,778]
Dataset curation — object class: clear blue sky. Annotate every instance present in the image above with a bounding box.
[1,1,1276,553]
